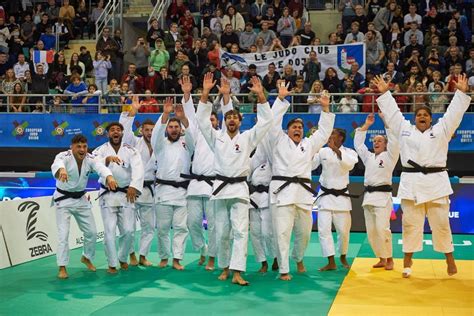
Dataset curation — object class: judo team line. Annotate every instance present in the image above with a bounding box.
[0,232,472,316]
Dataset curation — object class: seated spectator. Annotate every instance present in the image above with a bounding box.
[58,0,75,38]
[32,101,47,113]
[364,22,383,43]
[121,63,144,94]
[20,13,36,48]
[8,82,27,112]
[440,18,464,47]
[13,54,29,81]
[53,17,70,49]
[428,70,444,92]
[210,9,224,39]
[403,22,423,46]
[338,0,359,32]
[64,74,88,108]
[241,63,261,93]
[221,24,240,51]
[202,27,219,46]
[373,0,396,33]
[139,89,159,113]
[344,21,364,44]
[445,63,464,92]
[281,64,297,90]
[466,48,473,76]
[167,0,187,25]
[50,95,67,113]
[207,43,221,68]
[120,86,133,112]
[176,65,197,92]
[357,79,380,112]
[82,83,101,114]
[189,39,209,80]
[322,67,341,93]
[67,53,86,80]
[163,23,182,51]
[429,81,449,113]
[268,38,284,51]
[295,21,315,45]
[423,24,441,47]
[223,68,241,94]
[250,0,268,27]
[365,30,385,75]
[425,34,446,58]
[50,53,68,90]
[155,67,176,95]
[240,22,257,53]
[306,80,323,113]
[1,68,21,94]
[406,77,428,111]
[33,3,46,25]
[104,78,121,113]
[352,4,368,33]
[201,0,215,27]
[338,89,358,112]
[261,6,278,32]
[88,0,104,39]
[236,0,251,23]
[257,21,276,46]
[403,49,424,75]
[403,3,421,29]
[171,50,195,77]
[73,0,88,39]
[255,36,269,52]
[143,66,160,93]
[39,26,56,50]
[393,83,409,112]
[383,62,404,84]
[291,9,304,30]
[424,48,445,73]
[262,62,280,92]
[180,9,198,39]
[222,5,245,33]
[292,75,308,110]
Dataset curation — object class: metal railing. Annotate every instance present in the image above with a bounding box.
[95,0,123,39]
[1,92,473,114]
[148,0,172,30]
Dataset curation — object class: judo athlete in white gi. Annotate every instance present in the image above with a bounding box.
[197,73,273,285]
[180,76,232,270]
[267,84,335,281]
[314,128,358,271]
[151,97,194,270]
[373,74,471,278]
[354,113,400,270]
[93,122,144,273]
[119,96,157,267]
[52,134,118,279]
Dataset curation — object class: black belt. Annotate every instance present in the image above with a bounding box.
[155,178,189,189]
[54,187,86,202]
[143,180,155,197]
[249,184,269,209]
[401,159,448,175]
[271,176,315,195]
[212,174,248,195]
[364,184,393,193]
[317,185,359,200]
[97,184,129,199]
[180,172,215,187]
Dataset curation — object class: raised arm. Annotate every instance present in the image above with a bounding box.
[373,75,405,137]
[119,95,140,146]
[196,72,218,150]
[378,111,400,161]
[309,91,336,156]
[150,97,173,155]
[354,113,375,164]
[437,74,471,138]
[246,76,273,148]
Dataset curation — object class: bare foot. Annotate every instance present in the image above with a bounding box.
[385,258,394,270]
[446,259,457,276]
[139,255,153,267]
[296,261,306,273]
[81,256,96,272]
[372,258,386,268]
[158,259,168,268]
[129,253,138,266]
[107,267,118,274]
[402,258,413,278]
[57,266,68,279]
[120,261,129,270]
[172,259,184,270]
[279,273,292,281]
[319,263,337,271]
[218,268,230,281]
[232,272,249,286]
[258,261,268,273]
[205,257,215,271]
[272,258,279,271]
[198,255,206,266]
[340,255,350,269]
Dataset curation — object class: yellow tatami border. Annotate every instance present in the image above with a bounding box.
[329,258,474,316]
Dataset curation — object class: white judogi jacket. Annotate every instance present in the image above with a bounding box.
[249,146,272,209]
[92,142,144,207]
[51,150,112,208]
[313,146,358,211]
[151,114,195,206]
[354,128,400,208]
[196,100,273,201]
[267,98,335,208]
[182,97,233,197]
[119,113,157,204]
[376,90,471,205]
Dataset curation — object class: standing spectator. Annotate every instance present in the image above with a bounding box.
[346,62,364,90]
[403,3,422,29]
[338,0,362,32]
[292,75,308,110]
[295,22,315,45]
[121,63,144,94]
[365,0,382,22]
[322,67,341,93]
[33,3,46,24]
[373,0,396,34]
[281,64,297,89]
[163,23,182,51]
[277,7,296,48]
[73,0,88,39]
[155,67,176,94]
[64,74,88,110]
[302,50,321,90]
[9,82,27,112]
[352,4,368,33]
[147,19,164,44]
[131,37,151,77]
[82,83,101,113]
[357,80,380,112]
[167,0,187,24]
[67,52,85,79]
[207,43,221,68]
[20,13,36,48]
[292,9,304,30]
[95,27,119,79]
[210,8,224,38]
[104,78,121,112]
[50,53,67,90]
[189,39,208,80]
[46,0,59,23]
[78,46,93,76]
[288,0,304,18]
[89,0,104,39]
[53,17,70,49]
[224,67,241,94]
[113,29,125,82]
[39,25,56,50]
[35,13,51,41]
[429,81,448,113]
[0,17,10,53]
[93,51,112,94]
[306,80,323,113]
[179,9,198,38]
[444,46,463,71]
[29,64,50,103]
[222,5,245,33]
[406,77,428,112]
[58,0,75,38]
[365,22,383,43]
[262,62,280,92]
[139,89,159,113]
[366,30,385,75]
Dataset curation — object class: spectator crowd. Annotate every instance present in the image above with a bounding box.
[0,0,472,114]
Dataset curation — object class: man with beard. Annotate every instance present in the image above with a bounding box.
[92,122,144,274]
[354,113,399,271]
[267,86,334,281]
[314,128,358,271]
[151,97,194,270]
[52,134,117,279]
[196,73,273,285]
[181,76,233,271]
[119,97,157,266]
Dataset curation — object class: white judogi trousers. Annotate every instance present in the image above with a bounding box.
[401,198,454,253]
[56,206,97,266]
[364,200,393,259]
[317,210,351,258]
[156,204,188,260]
[272,204,313,274]
[101,204,136,268]
[250,206,276,263]
[187,196,216,257]
[130,203,156,257]
[215,198,249,272]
